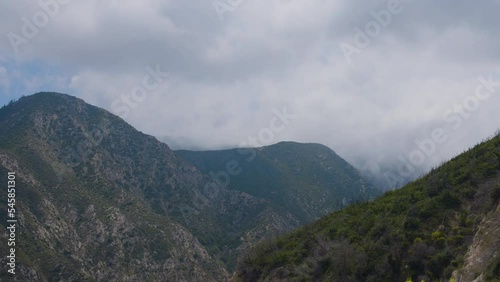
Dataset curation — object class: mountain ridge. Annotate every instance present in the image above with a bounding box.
[176,141,380,223]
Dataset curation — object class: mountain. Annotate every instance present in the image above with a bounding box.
[234,133,500,281]
[0,92,377,281]
[0,92,270,280]
[0,92,240,280]
[177,143,380,223]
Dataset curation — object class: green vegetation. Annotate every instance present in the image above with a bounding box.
[485,260,500,281]
[177,142,380,223]
[2,92,498,281]
[235,134,500,281]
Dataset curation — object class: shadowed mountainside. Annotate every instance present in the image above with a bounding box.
[177,143,380,223]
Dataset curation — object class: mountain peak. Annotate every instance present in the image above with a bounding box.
[0,93,118,147]
[12,92,85,107]
[2,92,98,121]
[263,141,337,154]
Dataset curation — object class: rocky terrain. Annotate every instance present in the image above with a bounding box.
[453,201,500,281]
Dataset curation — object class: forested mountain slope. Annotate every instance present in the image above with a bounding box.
[234,133,500,282]
[177,142,379,223]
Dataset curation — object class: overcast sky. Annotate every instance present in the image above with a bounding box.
[1,0,500,184]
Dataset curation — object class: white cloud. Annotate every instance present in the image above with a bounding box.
[1,0,500,182]
[0,66,9,93]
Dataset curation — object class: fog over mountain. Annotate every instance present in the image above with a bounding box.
[1,0,500,188]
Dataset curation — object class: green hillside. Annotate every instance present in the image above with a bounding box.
[234,133,500,282]
[177,142,380,223]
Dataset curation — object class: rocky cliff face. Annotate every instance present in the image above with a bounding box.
[453,202,500,282]
[0,150,228,281]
